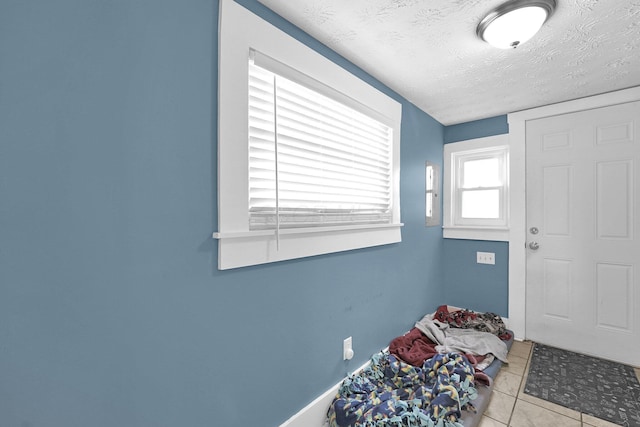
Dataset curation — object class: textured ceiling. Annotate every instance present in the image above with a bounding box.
[257,0,640,125]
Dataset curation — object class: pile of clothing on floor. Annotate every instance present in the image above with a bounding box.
[327,305,510,427]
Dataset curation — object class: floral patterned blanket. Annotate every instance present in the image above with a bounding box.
[327,351,477,427]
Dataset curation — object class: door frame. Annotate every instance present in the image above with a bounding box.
[506,86,640,341]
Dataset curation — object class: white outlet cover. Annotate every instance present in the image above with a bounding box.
[343,336,353,360]
[477,251,495,265]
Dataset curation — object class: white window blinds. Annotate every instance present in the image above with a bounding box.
[248,52,394,230]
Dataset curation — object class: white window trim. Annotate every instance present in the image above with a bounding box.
[215,0,402,270]
[443,134,510,241]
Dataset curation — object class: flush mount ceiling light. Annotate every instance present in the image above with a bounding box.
[477,0,557,49]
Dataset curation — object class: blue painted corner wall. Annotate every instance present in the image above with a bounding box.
[0,1,509,426]
[443,116,510,317]
[444,115,509,144]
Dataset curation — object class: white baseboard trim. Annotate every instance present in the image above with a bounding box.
[501,317,526,341]
[278,378,337,427]
[279,353,383,427]
[501,316,510,330]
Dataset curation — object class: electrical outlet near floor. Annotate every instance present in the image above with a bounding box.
[477,251,495,265]
[343,336,354,360]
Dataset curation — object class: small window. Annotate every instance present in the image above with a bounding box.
[443,135,509,241]
[455,148,508,225]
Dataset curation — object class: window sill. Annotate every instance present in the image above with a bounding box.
[213,223,404,270]
[213,223,404,240]
[443,226,509,242]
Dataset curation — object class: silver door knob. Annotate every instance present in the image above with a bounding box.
[529,241,540,250]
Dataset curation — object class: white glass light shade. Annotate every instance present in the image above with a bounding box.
[477,0,556,49]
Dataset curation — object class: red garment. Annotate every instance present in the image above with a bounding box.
[389,327,492,386]
[389,327,438,366]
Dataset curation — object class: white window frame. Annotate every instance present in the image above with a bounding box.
[214,0,403,270]
[443,134,509,241]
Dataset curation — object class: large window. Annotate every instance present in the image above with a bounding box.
[248,52,394,231]
[215,0,402,269]
[443,135,509,241]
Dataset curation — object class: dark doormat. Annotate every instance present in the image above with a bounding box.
[523,343,640,426]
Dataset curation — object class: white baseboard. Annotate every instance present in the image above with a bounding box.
[279,355,381,427]
[278,380,336,427]
[502,316,510,330]
[501,316,525,341]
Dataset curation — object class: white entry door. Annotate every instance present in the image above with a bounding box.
[526,101,640,367]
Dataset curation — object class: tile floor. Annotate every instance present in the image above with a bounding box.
[479,340,640,427]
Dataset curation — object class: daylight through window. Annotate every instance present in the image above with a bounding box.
[248,55,394,231]
[443,134,509,241]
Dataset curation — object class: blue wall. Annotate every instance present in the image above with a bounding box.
[442,116,510,316]
[0,1,446,426]
[442,239,509,315]
[444,115,509,144]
